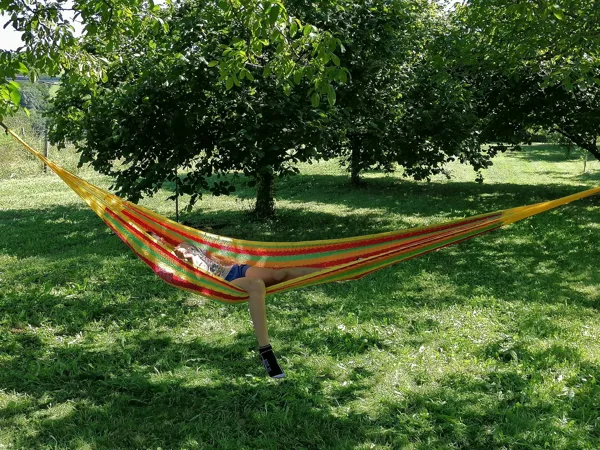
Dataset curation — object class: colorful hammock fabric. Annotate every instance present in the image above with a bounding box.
[3,124,599,304]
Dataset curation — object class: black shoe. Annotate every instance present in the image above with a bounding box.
[259,345,286,379]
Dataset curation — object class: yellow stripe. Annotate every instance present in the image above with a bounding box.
[502,187,600,225]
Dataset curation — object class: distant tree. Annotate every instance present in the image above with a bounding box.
[19,82,50,111]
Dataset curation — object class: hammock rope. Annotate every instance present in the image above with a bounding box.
[2,124,599,303]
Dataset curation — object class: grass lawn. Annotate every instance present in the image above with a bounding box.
[0,138,599,449]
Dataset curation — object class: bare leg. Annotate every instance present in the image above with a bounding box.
[230,277,269,346]
[230,276,285,378]
[245,266,322,287]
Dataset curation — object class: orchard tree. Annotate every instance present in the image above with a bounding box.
[288,0,439,185]
[449,0,600,161]
[454,0,600,90]
[48,0,332,219]
[286,0,498,185]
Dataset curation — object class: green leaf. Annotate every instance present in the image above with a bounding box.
[9,87,21,105]
[311,92,320,107]
[102,72,109,83]
[293,68,303,84]
[331,53,340,66]
[303,25,312,37]
[339,69,348,84]
[290,21,298,37]
[327,85,336,106]
[553,9,564,20]
[208,60,219,67]
[226,77,234,90]
[269,5,280,24]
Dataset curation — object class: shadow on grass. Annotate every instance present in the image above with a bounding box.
[178,178,598,241]
[374,360,600,449]
[577,170,600,183]
[0,326,387,449]
[510,144,586,163]
[2,329,600,448]
[1,181,599,448]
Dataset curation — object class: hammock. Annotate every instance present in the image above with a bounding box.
[3,124,599,304]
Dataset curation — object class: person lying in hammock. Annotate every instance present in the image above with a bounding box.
[148,232,320,379]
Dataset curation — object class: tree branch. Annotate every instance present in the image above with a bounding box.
[554,126,600,161]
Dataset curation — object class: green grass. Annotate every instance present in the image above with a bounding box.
[0,141,599,449]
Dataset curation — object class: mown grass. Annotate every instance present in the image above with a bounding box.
[0,138,599,449]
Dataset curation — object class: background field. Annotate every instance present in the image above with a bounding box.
[1,132,599,449]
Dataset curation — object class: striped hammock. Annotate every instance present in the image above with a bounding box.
[3,125,599,304]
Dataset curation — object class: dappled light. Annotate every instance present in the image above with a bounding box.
[1,0,599,443]
[2,142,599,446]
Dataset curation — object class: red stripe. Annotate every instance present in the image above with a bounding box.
[351,224,503,280]
[123,204,502,257]
[308,218,502,268]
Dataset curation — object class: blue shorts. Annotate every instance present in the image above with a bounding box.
[225,264,250,282]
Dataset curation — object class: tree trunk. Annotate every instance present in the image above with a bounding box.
[255,171,275,219]
[350,144,363,187]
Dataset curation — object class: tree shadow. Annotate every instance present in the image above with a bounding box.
[576,170,600,182]
[372,357,600,449]
[0,331,380,449]
[176,179,597,241]
[0,205,120,260]
[2,180,599,448]
[4,319,600,448]
[511,144,588,163]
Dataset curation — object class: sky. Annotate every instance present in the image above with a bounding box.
[0,22,25,51]
[0,0,166,51]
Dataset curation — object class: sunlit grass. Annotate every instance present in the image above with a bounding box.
[0,139,599,449]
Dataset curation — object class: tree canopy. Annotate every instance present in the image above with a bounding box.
[48,0,333,218]
[447,0,600,161]
[0,0,345,121]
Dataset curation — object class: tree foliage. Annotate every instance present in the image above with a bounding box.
[448,0,600,161]
[288,0,436,185]
[0,0,345,121]
[48,0,332,218]
[19,81,50,111]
